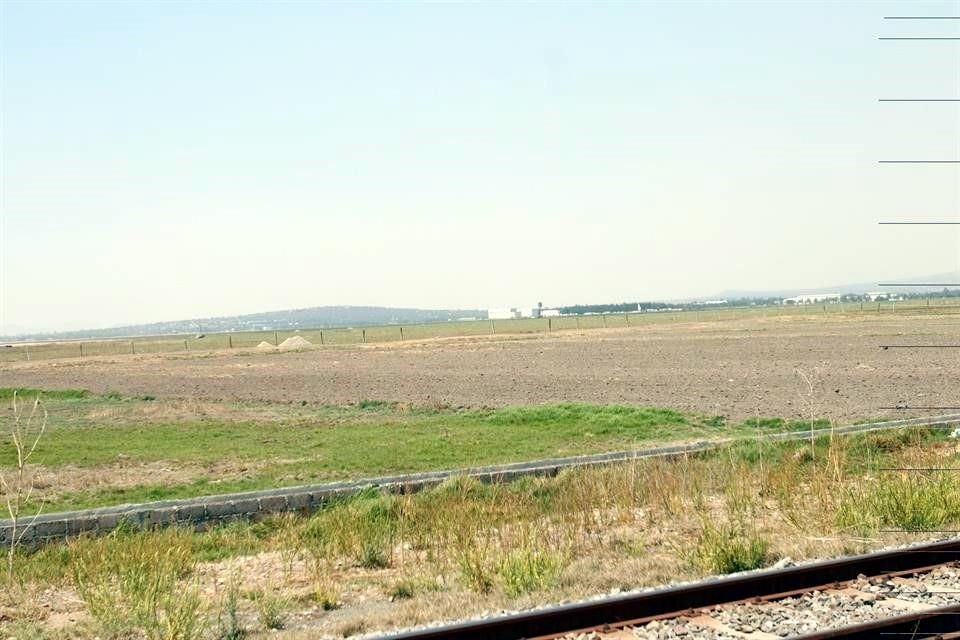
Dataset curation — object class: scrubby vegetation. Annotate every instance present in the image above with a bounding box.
[1,426,957,638]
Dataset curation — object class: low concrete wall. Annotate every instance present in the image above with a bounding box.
[3,413,958,548]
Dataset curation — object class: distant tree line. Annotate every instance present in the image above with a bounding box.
[559,302,681,315]
[5,306,486,342]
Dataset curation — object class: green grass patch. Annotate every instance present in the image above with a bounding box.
[0,387,90,401]
[1,390,903,513]
[737,416,831,432]
[356,399,395,411]
[713,426,949,467]
[0,394,755,511]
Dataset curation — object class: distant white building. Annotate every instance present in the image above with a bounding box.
[487,308,524,320]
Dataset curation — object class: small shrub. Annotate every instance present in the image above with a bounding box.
[704,415,727,428]
[457,544,495,594]
[360,542,390,569]
[357,399,393,411]
[497,549,566,597]
[255,591,286,630]
[692,522,771,574]
[312,580,341,611]
[217,574,246,640]
[387,579,416,600]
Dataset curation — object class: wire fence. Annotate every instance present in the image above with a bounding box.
[3,298,959,364]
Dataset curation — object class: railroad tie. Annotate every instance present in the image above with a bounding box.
[683,614,780,640]
[889,575,960,593]
[837,586,935,612]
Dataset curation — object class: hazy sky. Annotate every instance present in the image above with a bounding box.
[2,0,959,334]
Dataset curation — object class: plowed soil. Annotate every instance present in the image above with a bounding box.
[3,313,957,423]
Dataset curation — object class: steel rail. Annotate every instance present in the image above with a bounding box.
[377,538,960,640]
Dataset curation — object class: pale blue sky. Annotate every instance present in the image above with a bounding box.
[2,0,959,333]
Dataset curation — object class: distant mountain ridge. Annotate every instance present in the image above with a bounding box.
[8,272,958,342]
[710,271,960,300]
[4,306,486,342]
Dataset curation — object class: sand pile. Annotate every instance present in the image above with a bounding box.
[256,341,275,349]
[278,336,312,350]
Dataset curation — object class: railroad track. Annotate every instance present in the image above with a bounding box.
[381,537,960,640]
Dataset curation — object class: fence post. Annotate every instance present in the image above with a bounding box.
[25,345,29,361]
[602,314,607,328]
[79,343,83,359]
[274,331,279,346]
[184,339,188,351]
[625,312,629,325]
[576,317,580,330]
[362,329,366,343]
[400,326,404,341]
[547,318,551,332]
[131,341,135,355]
[320,330,324,345]
[490,320,495,334]
[228,335,233,349]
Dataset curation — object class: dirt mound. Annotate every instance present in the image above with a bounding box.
[278,336,312,350]
[256,341,275,349]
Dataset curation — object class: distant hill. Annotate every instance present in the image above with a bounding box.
[9,271,960,343]
[3,306,487,342]
[712,271,960,300]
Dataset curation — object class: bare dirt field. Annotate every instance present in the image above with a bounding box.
[2,313,957,423]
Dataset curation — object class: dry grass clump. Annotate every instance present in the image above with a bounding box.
[497,547,568,597]
[71,527,206,640]
[253,590,288,630]
[691,521,771,574]
[837,472,960,534]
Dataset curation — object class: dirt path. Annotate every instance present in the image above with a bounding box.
[2,314,957,422]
